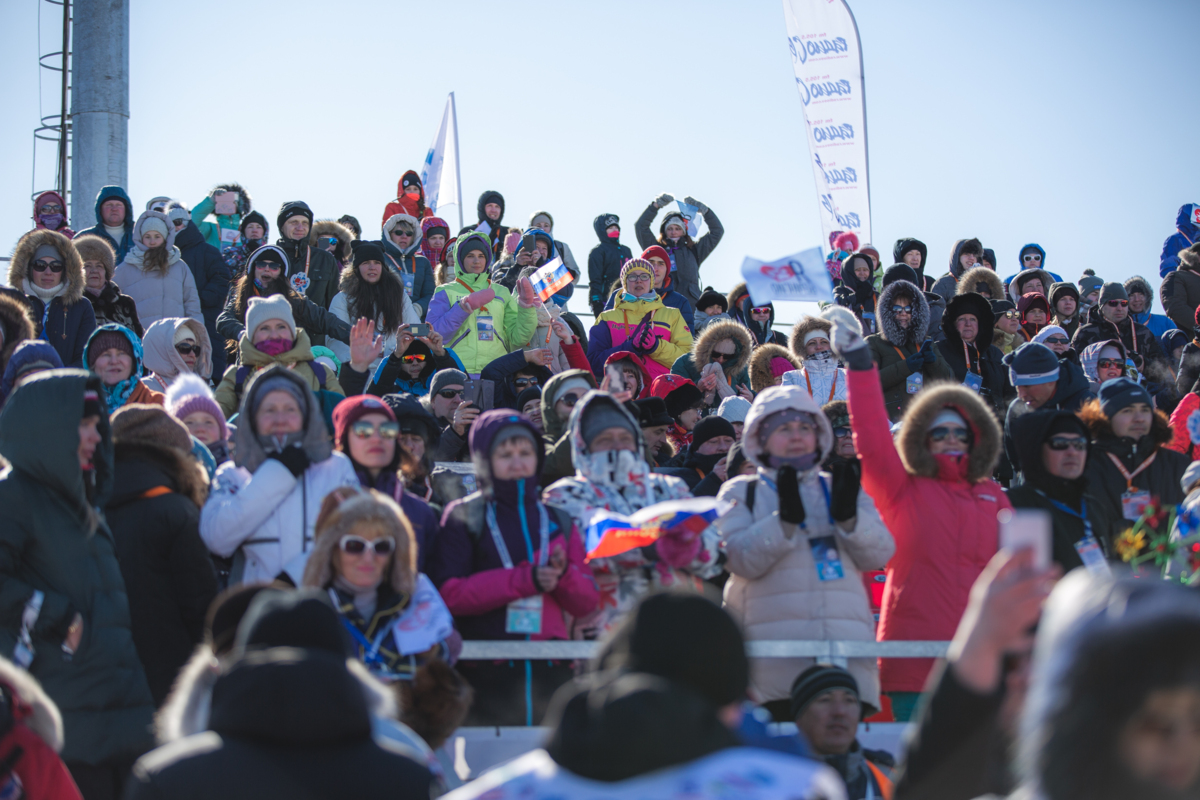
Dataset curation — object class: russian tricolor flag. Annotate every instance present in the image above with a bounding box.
[584,498,727,561]
[530,257,572,302]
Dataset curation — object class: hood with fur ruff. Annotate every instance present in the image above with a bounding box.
[955,266,1005,300]
[789,315,832,360]
[301,490,417,598]
[1008,267,1055,304]
[0,656,65,753]
[8,228,85,305]
[876,279,930,347]
[0,292,35,371]
[748,344,802,394]
[896,381,1002,482]
[309,220,354,266]
[689,319,752,380]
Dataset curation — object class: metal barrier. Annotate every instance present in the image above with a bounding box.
[459,639,950,665]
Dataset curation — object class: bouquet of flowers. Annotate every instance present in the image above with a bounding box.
[1114,498,1200,584]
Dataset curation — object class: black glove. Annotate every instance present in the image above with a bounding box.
[268,445,310,477]
[776,466,806,526]
[919,340,936,366]
[904,350,925,373]
[590,297,604,318]
[829,460,861,523]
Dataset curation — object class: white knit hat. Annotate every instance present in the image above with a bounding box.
[245,295,296,340]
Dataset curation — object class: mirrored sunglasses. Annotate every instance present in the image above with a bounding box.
[1046,437,1087,452]
[514,377,540,389]
[401,353,427,364]
[929,425,970,443]
[31,260,64,273]
[350,420,400,439]
[1096,358,1124,370]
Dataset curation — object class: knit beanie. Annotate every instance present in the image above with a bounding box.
[252,374,308,422]
[552,376,593,406]
[661,213,686,233]
[1049,282,1080,306]
[1,341,63,401]
[530,212,553,230]
[86,329,134,368]
[1003,343,1061,386]
[166,373,227,441]
[110,403,193,453]
[166,203,190,227]
[1078,269,1104,297]
[455,236,489,265]
[770,357,795,379]
[1045,413,1088,441]
[429,369,469,398]
[757,409,812,448]
[331,395,395,448]
[991,299,1017,319]
[1098,282,1129,305]
[695,290,728,312]
[245,295,296,340]
[790,665,860,720]
[515,386,542,412]
[1098,377,1152,419]
[822,400,849,431]
[1032,325,1069,345]
[139,215,170,240]
[33,243,62,263]
[351,240,385,268]
[641,245,671,268]
[620,258,654,288]
[882,263,920,287]
[239,211,269,238]
[277,201,314,232]
[932,408,967,429]
[726,441,749,476]
[597,593,749,708]
[490,423,537,456]
[689,416,736,453]
[717,396,751,424]
[581,402,637,448]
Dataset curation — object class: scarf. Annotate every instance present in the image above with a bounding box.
[333,574,380,621]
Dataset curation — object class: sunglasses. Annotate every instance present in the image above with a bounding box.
[833,426,851,439]
[890,305,912,315]
[174,343,202,357]
[1044,336,1070,345]
[401,353,427,364]
[751,307,772,314]
[338,535,396,556]
[437,389,464,399]
[174,218,186,227]
[1107,300,1129,308]
[31,259,64,273]
[39,204,63,213]
[350,420,400,439]
[558,392,584,407]
[1096,358,1124,370]
[929,425,971,443]
[1022,254,1042,262]
[1001,310,1020,320]
[711,351,734,362]
[1046,437,1087,452]
[514,377,539,389]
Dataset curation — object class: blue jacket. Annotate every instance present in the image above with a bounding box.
[1132,309,1176,339]
[1160,204,1200,277]
[174,220,232,376]
[75,186,135,263]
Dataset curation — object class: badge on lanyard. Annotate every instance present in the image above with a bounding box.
[861,312,875,336]
[669,249,677,273]
[1121,490,1151,521]
[506,595,543,635]
[963,372,983,392]
[477,315,495,341]
[906,372,923,394]
[290,272,310,294]
[1074,535,1112,576]
[401,271,415,296]
[809,535,846,581]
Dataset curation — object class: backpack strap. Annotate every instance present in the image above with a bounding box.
[234,366,252,394]
[744,478,757,513]
[310,361,327,388]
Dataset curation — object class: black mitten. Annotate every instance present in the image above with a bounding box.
[829,460,861,523]
[268,445,310,477]
[776,466,806,526]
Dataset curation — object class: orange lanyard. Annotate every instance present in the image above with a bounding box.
[891,345,908,361]
[1126,318,1139,354]
[456,277,490,294]
[963,340,979,375]
[804,369,837,401]
[1106,451,1156,491]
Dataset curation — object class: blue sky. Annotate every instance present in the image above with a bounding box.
[3,0,1198,314]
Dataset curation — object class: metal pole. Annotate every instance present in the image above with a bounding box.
[69,0,129,230]
[58,0,70,198]
[451,91,463,231]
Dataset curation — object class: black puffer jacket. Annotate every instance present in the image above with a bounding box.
[105,443,218,706]
[937,292,1009,418]
[275,237,339,311]
[175,220,232,377]
[1071,303,1165,369]
[586,214,633,313]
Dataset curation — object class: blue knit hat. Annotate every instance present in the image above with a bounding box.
[1098,377,1152,418]
[1003,342,1060,387]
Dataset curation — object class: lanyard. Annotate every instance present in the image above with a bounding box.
[1106,450,1156,491]
[962,340,980,375]
[759,473,834,527]
[456,277,490,294]
[486,500,550,569]
[1125,318,1139,354]
[804,369,837,401]
[1180,227,1196,246]
[1037,491,1094,542]
[328,590,390,664]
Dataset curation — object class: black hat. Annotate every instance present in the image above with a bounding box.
[726,441,749,476]
[351,240,385,268]
[206,584,273,657]
[882,263,919,287]
[234,589,349,657]
[1098,377,1152,418]
[337,215,361,238]
[689,416,736,453]
[1098,282,1129,305]
[596,593,749,708]
[990,298,1016,318]
[516,386,542,412]
[696,290,728,313]
[277,200,313,231]
[1049,282,1080,306]
[789,664,860,720]
[634,397,674,428]
[663,383,704,420]
[239,210,269,237]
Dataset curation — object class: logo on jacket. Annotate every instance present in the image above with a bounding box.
[290,272,310,294]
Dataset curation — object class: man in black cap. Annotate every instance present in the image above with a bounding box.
[1001,342,1093,486]
[1072,281,1165,369]
[275,200,339,314]
[791,664,894,800]
[635,397,674,467]
[674,416,736,495]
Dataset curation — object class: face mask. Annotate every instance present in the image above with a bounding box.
[607,229,620,239]
[38,213,64,229]
[579,448,648,487]
[258,430,305,455]
[254,337,293,356]
[623,291,658,303]
[767,451,820,471]
[405,191,420,199]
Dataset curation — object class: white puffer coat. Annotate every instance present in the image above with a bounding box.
[715,385,894,709]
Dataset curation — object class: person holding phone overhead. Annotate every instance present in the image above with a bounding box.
[830,313,1008,722]
[338,317,463,399]
[190,183,252,252]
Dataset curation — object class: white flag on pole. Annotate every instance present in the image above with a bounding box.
[420,93,462,227]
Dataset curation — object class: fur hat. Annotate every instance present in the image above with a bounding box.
[696,289,727,313]
[111,403,193,453]
[301,489,416,599]
[73,234,117,280]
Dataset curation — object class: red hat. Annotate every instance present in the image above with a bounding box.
[641,245,672,289]
[649,374,703,419]
[332,395,396,450]
[1017,292,1051,319]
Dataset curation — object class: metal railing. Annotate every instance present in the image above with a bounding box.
[459,640,950,665]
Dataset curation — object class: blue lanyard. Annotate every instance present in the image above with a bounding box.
[1038,491,1094,542]
[759,472,834,527]
[334,608,390,665]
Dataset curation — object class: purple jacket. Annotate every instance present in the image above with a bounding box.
[425,410,597,640]
[356,468,439,572]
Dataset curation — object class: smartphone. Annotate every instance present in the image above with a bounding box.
[461,379,495,412]
[409,323,430,338]
[998,508,1052,571]
[605,364,625,394]
[213,191,236,215]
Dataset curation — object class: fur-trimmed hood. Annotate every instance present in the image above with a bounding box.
[109,439,210,510]
[690,319,752,380]
[8,228,85,305]
[741,385,833,469]
[211,183,252,217]
[876,279,930,347]
[789,315,832,360]
[1122,275,1155,307]
[726,282,750,319]
[73,233,117,280]
[955,266,1005,301]
[1008,267,1055,304]
[947,238,983,280]
[301,490,417,598]
[0,293,35,371]
[310,219,354,266]
[748,344,802,394]
[896,382,1002,482]
[0,655,65,753]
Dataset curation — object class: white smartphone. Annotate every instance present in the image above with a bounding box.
[605,364,625,394]
[998,508,1052,571]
